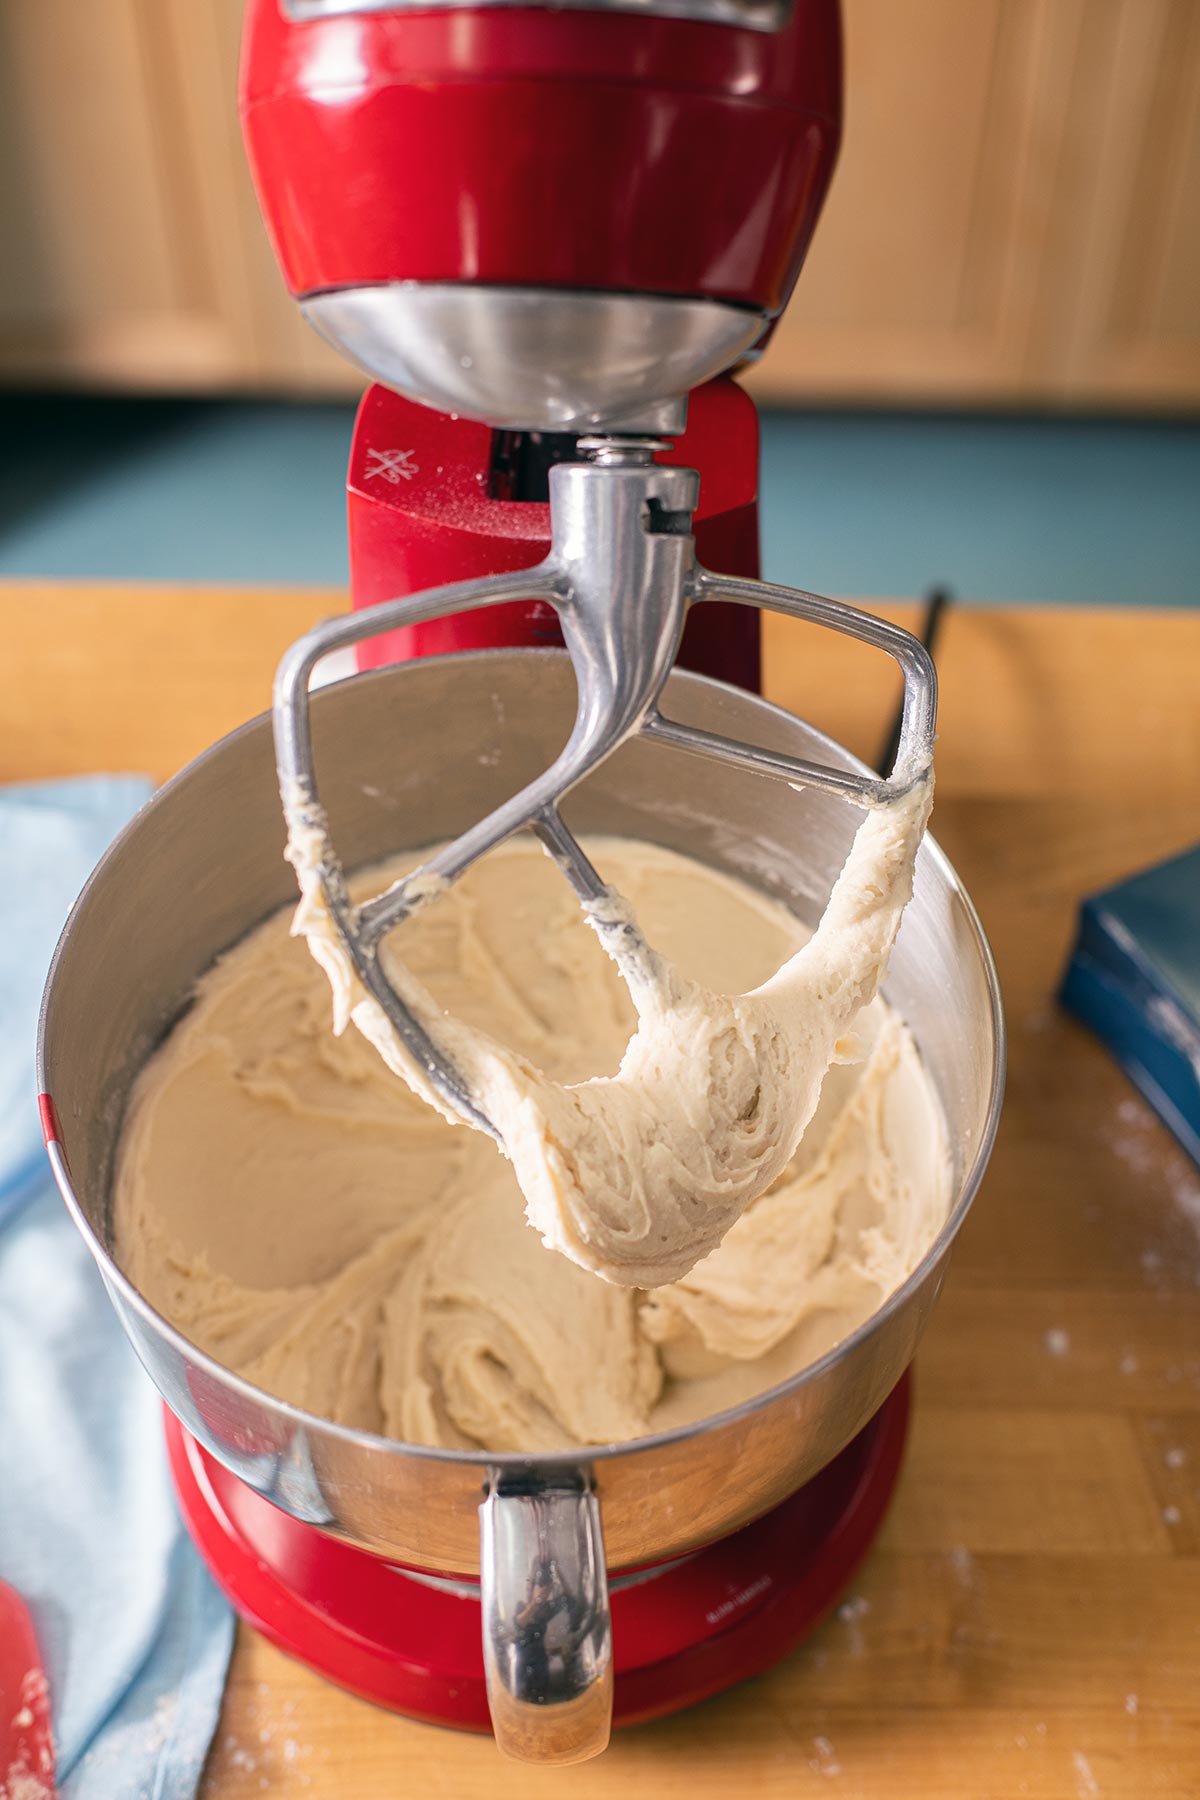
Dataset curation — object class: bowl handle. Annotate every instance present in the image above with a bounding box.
[479,1470,613,1763]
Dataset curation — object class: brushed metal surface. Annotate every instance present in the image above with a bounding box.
[286,0,790,27]
[300,287,764,431]
[481,1476,612,1762]
[39,652,1004,1579]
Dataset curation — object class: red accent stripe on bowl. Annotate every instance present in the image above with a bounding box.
[37,1092,62,1148]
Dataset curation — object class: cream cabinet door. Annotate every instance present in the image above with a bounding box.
[0,0,356,393]
[748,0,1200,410]
[752,0,1061,406]
[1037,0,1200,409]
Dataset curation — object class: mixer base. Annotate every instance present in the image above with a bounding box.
[166,1376,909,1733]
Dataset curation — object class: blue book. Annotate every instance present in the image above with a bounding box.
[1060,843,1200,1167]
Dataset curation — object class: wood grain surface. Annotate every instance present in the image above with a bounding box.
[4,585,1198,1798]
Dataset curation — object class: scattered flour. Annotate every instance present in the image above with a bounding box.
[836,1592,870,1658]
[1109,1099,1200,1260]
[222,1695,318,1793]
[68,1690,178,1792]
[948,1544,976,1587]
[1,1770,54,1800]
[809,1734,841,1778]
[1072,1748,1100,1796]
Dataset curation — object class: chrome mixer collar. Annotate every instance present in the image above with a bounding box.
[274,436,937,1136]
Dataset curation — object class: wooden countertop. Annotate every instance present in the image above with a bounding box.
[5,585,1199,1799]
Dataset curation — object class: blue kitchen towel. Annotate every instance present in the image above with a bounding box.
[0,775,236,1798]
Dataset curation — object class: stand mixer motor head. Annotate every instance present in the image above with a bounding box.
[240,0,843,432]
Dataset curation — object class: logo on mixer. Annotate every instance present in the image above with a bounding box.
[365,448,419,484]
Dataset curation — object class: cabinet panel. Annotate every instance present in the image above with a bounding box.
[1046,0,1200,406]
[747,0,1086,405]
[149,0,359,394]
[0,0,359,393]
[0,2,178,321]
[750,0,1200,409]
[0,2,222,384]
[779,0,1009,338]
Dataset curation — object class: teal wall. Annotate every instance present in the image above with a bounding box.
[1,395,1196,606]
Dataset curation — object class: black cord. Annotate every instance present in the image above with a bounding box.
[877,586,951,776]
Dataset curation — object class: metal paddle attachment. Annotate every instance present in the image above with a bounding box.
[273,437,937,1137]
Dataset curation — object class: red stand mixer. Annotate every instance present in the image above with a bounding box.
[235,0,905,1749]
[35,0,1002,1772]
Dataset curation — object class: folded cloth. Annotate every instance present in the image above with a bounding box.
[0,775,235,1800]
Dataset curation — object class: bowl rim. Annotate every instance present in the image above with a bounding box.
[37,646,1007,1473]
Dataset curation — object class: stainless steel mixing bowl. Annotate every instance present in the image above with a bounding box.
[39,650,1004,1763]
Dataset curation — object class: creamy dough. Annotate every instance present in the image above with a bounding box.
[288,780,933,1287]
[114,836,951,1453]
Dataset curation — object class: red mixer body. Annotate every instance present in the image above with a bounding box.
[168,1377,910,1732]
[348,374,763,689]
[217,0,898,1741]
[240,0,841,319]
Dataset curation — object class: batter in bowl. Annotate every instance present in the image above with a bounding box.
[287,775,933,1287]
[114,835,950,1453]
